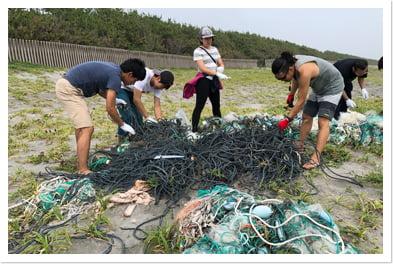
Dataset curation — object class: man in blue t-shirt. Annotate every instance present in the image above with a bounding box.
[55,58,146,175]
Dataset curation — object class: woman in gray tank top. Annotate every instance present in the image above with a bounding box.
[271,52,344,169]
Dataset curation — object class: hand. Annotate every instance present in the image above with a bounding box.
[216,66,224,73]
[120,123,136,135]
[277,118,290,131]
[116,98,127,105]
[361,88,369,99]
[146,117,158,123]
[345,99,357,108]
[216,72,229,80]
[286,94,294,107]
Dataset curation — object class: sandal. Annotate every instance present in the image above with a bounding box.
[302,159,320,170]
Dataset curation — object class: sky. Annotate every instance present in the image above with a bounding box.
[3,0,390,60]
[132,7,384,60]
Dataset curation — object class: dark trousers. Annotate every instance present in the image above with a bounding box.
[116,89,143,137]
[334,84,353,120]
[191,78,221,132]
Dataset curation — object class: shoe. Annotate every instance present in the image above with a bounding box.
[302,159,319,170]
[186,131,200,140]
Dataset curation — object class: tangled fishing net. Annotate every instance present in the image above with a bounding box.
[21,176,96,218]
[177,185,360,254]
[8,176,97,254]
[328,112,383,145]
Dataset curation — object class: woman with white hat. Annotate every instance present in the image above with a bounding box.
[189,26,229,133]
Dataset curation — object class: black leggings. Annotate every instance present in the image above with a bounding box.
[334,84,353,120]
[191,78,221,132]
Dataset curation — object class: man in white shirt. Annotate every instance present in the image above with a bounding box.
[116,68,174,143]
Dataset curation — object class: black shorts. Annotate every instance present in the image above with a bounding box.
[303,91,342,121]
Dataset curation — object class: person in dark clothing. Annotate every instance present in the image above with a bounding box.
[378,56,383,70]
[333,59,369,120]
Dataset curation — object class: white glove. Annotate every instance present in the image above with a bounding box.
[120,123,136,135]
[116,98,127,105]
[146,117,158,123]
[186,131,200,140]
[216,66,224,73]
[346,99,357,108]
[216,72,229,80]
[361,88,369,99]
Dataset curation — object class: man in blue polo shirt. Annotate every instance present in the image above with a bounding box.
[55,58,146,175]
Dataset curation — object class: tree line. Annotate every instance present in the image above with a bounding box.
[8,8,371,65]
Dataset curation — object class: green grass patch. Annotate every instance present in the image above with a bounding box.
[144,219,186,254]
[8,61,65,73]
[321,144,351,167]
[361,167,383,187]
[353,98,383,115]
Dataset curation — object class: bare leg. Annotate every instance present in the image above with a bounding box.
[310,116,330,163]
[75,126,94,174]
[302,116,330,169]
[297,113,314,150]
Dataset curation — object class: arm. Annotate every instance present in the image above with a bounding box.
[105,89,124,126]
[287,63,317,120]
[287,79,308,120]
[289,81,298,96]
[358,77,366,89]
[358,76,369,99]
[341,90,350,100]
[133,88,149,119]
[196,60,217,76]
[153,96,162,121]
[217,57,224,68]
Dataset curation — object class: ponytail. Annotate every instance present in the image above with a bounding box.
[272,51,296,74]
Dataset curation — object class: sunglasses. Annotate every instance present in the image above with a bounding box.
[276,71,289,81]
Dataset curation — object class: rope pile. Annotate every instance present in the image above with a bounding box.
[69,112,368,203]
[78,116,304,203]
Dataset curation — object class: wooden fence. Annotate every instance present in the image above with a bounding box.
[8,38,258,69]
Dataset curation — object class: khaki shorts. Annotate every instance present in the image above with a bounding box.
[55,78,93,128]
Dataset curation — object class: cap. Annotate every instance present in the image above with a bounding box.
[153,69,174,89]
[200,26,215,39]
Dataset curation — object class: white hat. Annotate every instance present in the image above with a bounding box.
[200,26,215,38]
